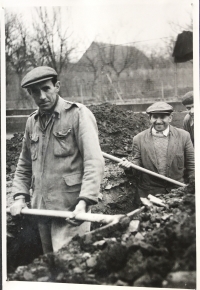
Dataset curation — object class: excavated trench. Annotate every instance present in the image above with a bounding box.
[6,103,196,288]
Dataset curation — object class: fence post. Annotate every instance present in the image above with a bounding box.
[80,83,84,104]
[161,82,164,100]
[174,63,178,97]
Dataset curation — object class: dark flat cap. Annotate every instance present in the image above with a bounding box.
[146,102,173,114]
[181,91,193,106]
[21,66,58,88]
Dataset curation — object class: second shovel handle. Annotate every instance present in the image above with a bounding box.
[102,152,186,188]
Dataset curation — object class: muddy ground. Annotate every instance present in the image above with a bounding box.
[6,103,196,288]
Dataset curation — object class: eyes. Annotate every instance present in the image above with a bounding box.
[151,114,169,119]
[186,106,194,111]
[42,86,50,92]
[29,86,50,95]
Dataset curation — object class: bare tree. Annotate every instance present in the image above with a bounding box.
[98,43,142,78]
[74,42,102,98]
[97,42,148,101]
[76,41,148,100]
[5,12,36,107]
[32,7,75,76]
[5,12,36,78]
[146,49,172,70]
[84,55,99,97]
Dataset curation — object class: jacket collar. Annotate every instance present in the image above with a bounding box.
[152,126,170,136]
[149,124,176,136]
[34,96,77,119]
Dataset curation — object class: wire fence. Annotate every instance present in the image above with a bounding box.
[6,49,193,109]
[59,63,193,105]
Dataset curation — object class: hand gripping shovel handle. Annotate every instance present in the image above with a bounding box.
[102,152,186,188]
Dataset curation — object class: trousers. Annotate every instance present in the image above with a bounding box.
[38,217,91,253]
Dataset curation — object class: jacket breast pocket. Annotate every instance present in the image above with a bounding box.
[63,173,82,192]
[176,154,184,169]
[53,129,75,157]
[29,134,39,161]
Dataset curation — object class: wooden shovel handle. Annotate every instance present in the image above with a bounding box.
[6,207,124,224]
[6,207,145,224]
[102,152,186,188]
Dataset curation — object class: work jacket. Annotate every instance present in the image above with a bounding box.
[131,125,194,198]
[12,97,104,210]
[183,113,194,146]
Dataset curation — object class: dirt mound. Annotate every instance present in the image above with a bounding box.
[89,103,149,155]
[6,103,150,173]
[7,179,196,288]
[6,133,24,174]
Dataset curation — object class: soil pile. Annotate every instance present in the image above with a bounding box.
[6,133,24,174]
[7,179,196,288]
[6,103,150,173]
[89,103,150,155]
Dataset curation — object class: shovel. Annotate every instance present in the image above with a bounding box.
[102,151,186,207]
[81,206,145,242]
[6,207,144,225]
[102,152,186,188]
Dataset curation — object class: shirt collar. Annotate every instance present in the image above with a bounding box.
[152,125,170,136]
[34,96,76,119]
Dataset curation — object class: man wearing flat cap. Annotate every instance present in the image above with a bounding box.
[10,66,104,253]
[181,91,194,146]
[119,101,194,204]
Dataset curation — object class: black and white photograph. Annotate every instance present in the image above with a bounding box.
[2,0,199,289]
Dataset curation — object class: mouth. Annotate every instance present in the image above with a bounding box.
[154,124,165,130]
[39,102,49,106]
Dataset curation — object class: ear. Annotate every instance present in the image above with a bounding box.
[27,88,31,95]
[169,113,173,122]
[55,81,60,93]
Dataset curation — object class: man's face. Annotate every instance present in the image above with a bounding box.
[185,104,194,118]
[150,113,172,132]
[28,79,60,112]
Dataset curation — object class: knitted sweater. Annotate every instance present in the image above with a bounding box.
[152,135,169,175]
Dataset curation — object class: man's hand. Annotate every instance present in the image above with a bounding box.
[118,158,132,169]
[10,198,27,216]
[73,200,87,215]
[65,200,87,226]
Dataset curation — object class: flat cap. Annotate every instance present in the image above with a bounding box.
[146,102,173,114]
[21,66,58,88]
[181,91,193,106]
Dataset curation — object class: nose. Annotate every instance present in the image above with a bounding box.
[156,117,163,123]
[39,90,46,100]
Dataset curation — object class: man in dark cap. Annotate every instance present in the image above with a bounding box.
[119,101,194,205]
[181,91,194,146]
[10,66,104,253]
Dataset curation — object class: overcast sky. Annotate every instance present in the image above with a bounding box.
[3,0,195,60]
